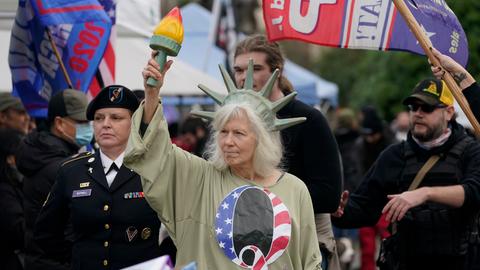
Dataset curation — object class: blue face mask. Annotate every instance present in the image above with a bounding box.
[75,123,93,146]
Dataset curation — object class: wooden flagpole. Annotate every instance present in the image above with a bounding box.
[46,28,74,89]
[392,0,480,138]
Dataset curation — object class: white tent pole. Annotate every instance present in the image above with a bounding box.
[203,0,221,72]
[224,0,237,67]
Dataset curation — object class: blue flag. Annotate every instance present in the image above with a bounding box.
[9,0,111,117]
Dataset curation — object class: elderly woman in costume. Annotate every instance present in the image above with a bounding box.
[124,56,322,269]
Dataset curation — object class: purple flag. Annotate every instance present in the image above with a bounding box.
[388,0,468,66]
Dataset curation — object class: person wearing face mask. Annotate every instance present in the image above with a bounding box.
[15,89,91,270]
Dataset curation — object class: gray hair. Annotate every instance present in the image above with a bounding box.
[204,103,283,177]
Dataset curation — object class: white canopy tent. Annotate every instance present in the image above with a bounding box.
[0,0,16,92]
[115,36,226,97]
[0,30,12,92]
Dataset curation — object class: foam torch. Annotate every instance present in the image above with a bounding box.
[147,7,184,87]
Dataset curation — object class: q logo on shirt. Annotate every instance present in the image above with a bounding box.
[215,185,291,270]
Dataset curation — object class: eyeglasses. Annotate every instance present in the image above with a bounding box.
[407,103,446,113]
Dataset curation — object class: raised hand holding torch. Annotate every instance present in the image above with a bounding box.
[146,7,184,87]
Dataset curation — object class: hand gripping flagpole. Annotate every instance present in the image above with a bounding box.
[393,0,480,139]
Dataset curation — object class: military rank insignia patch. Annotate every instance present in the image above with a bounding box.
[80,182,90,188]
[124,192,145,199]
[126,226,138,242]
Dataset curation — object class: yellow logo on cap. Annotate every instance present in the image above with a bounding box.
[422,80,454,106]
[424,82,439,96]
[439,80,454,106]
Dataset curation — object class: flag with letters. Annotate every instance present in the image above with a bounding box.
[8,0,111,117]
[263,0,468,67]
[87,0,117,98]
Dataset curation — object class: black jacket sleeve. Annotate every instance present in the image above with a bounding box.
[302,109,343,213]
[33,169,70,270]
[332,144,404,228]
[463,82,480,121]
[0,182,24,251]
[459,138,480,211]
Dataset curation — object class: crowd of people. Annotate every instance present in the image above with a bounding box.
[0,34,479,270]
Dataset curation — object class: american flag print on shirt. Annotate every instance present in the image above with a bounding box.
[215,185,291,270]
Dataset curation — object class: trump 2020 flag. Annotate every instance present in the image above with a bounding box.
[8,0,111,117]
[263,0,468,67]
[88,0,117,98]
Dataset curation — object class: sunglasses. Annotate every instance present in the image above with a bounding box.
[407,103,447,113]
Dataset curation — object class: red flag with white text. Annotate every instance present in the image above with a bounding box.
[262,0,468,66]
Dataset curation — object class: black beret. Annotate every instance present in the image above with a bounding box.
[86,85,140,120]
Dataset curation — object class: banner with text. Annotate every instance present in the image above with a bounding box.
[9,0,111,117]
[263,0,468,67]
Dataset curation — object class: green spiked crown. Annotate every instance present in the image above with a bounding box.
[191,59,306,131]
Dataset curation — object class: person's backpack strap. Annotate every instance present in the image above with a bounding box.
[408,155,441,191]
[391,154,440,234]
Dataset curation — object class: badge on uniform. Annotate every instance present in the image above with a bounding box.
[141,227,152,240]
[72,189,92,198]
[109,86,124,103]
[124,192,145,199]
[79,182,90,188]
[126,226,138,242]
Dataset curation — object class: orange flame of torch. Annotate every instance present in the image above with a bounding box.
[153,7,184,45]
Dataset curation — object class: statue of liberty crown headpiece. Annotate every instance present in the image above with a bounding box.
[191,59,306,131]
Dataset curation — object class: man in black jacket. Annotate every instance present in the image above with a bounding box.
[16,89,91,270]
[430,49,480,269]
[333,78,480,270]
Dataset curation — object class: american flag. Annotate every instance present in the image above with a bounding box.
[89,0,116,98]
[215,185,291,269]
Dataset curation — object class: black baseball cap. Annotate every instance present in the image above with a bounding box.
[0,93,26,112]
[48,89,88,122]
[403,78,454,106]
